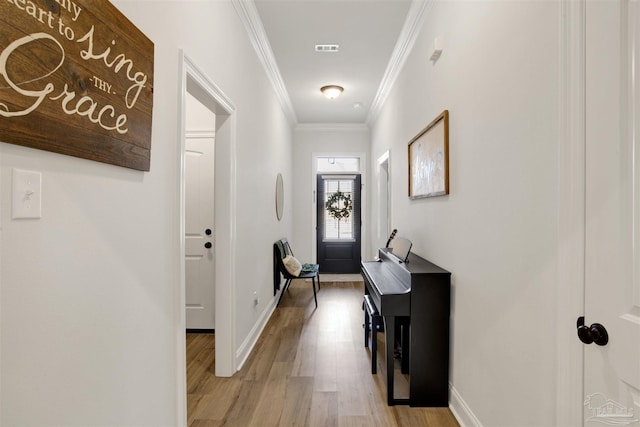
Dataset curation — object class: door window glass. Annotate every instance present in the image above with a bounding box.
[323,179,354,240]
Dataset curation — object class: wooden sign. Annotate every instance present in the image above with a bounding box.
[0,0,154,171]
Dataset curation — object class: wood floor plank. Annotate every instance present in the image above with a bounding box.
[336,342,369,417]
[274,310,305,364]
[187,393,205,427]
[242,328,279,383]
[313,327,337,392]
[219,379,265,427]
[307,391,338,427]
[290,320,318,377]
[188,377,242,423]
[393,407,430,427]
[186,280,459,427]
[424,408,463,427]
[246,361,290,427]
[338,415,382,427]
[279,376,314,426]
[190,420,224,427]
[186,335,216,394]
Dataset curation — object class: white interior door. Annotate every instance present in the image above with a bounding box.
[185,93,216,330]
[583,0,640,424]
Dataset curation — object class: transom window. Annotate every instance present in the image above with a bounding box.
[317,157,360,173]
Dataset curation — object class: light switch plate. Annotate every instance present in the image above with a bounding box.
[12,168,42,219]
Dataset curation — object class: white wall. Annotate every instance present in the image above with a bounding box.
[292,124,370,263]
[0,1,292,425]
[186,92,216,132]
[369,1,559,426]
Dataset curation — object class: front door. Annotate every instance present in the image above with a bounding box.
[583,1,640,424]
[317,174,361,273]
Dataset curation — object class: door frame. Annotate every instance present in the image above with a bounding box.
[377,150,391,249]
[177,51,238,423]
[311,152,367,262]
[556,0,586,424]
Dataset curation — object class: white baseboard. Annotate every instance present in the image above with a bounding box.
[235,298,276,371]
[450,383,483,427]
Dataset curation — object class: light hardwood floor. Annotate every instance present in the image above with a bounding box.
[186,280,459,427]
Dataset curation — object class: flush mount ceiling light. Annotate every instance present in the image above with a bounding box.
[320,85,344,100]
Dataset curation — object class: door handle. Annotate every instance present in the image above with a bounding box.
[577,316,609,346]
[205,228,212,236]
[204,242,212,249]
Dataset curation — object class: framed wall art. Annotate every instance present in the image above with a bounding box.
[0,0,154,171]
[408,110,449,199]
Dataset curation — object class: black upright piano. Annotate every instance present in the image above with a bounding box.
[361,247,451,407]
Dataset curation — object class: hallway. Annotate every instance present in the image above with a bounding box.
[186,280,458,426]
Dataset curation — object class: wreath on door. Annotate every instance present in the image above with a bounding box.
[325,191,353,220]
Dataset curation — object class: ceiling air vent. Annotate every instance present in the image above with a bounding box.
[315,44,339,53]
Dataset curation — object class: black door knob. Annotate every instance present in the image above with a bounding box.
[588,323,609,346]
[204,242,212,249]
[577,324,594,344]
[577,316,609,346]
[205,228,212,236]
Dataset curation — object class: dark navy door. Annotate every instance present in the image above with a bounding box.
[316,174,361,273]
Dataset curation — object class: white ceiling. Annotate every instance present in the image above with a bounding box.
[252,0,414,124]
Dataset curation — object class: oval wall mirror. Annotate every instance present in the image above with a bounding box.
[275,173,284,221]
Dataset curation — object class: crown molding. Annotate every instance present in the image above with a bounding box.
[232,0,298,125]
[366,0,431,126]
